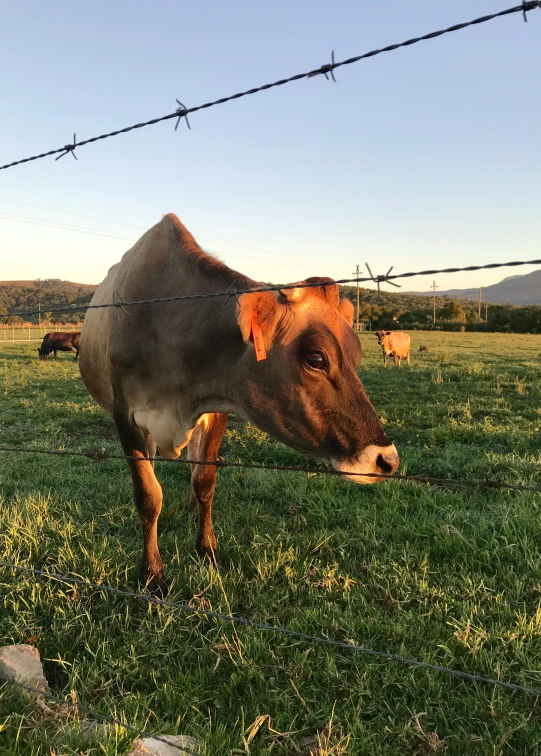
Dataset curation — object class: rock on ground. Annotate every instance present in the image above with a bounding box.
[129,735,202,756]
[0,644,50,695]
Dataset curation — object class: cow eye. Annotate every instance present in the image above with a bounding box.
[306,353,326,370]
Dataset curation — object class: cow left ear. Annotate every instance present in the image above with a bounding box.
[237,290,281,345]
[337,299,354,327]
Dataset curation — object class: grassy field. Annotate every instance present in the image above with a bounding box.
[0,331,540,755]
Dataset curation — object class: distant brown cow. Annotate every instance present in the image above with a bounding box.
[375,330,411,368]
[38,332,81,361]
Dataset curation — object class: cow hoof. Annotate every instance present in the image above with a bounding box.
[196,545,224,572]
[139,571,168,598]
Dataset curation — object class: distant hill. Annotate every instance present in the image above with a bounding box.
[0,280,96,293]
[0,279,97,321]
[406,269,541,305]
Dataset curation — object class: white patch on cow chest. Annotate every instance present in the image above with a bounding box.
[133,407,194,459]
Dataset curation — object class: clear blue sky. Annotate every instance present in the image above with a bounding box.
[1,1,539,291]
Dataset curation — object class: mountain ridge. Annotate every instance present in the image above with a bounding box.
[406,269,541,305]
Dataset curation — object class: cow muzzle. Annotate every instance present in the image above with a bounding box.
[331,443,400,484]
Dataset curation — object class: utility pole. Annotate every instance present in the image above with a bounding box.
[485,302,488,323]
[478,288,482,320]
[432,281,438,325]
[38,302,41,333]
[352,264,361,332]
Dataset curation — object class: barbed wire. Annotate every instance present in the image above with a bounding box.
[1,678,198,755]
[5,257,541,320]
[1,560,540,697]
[0,445,539,494]
[1,3,540,172]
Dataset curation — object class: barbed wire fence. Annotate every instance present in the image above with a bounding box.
[4,257,541,321]
[1,561,541,700]
[0,3,540,172]
[2,1,541,748]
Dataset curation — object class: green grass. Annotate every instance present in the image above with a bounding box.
[0,332,540,754]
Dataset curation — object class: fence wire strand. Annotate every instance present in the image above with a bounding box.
[0,444,539,494]
[1,560,540,698]
[6,257,541,320]
[0,3,539,172]
[1,678,198,755]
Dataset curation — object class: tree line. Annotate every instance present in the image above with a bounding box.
[0,279,95,325]
[340,285,541,334]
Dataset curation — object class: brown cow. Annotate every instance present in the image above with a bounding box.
[375,330,411,368]
[79,214,399,594]
[38,331,81,361]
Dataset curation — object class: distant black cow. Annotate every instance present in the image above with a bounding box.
[38,332,81,361]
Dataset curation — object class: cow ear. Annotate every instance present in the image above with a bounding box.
[337,298,354,327]
[237,290,281,344]
[386,331,391,335]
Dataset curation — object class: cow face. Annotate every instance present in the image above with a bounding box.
[236,278,399,483]
[37,348,49,361]
[375,330,391,347]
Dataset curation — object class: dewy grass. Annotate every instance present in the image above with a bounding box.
[0,332,540,754]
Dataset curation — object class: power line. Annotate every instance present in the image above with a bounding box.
[0,4,539,172]
[0,198,148,229]
[5,257,541,320]
[0,212,138,241]
[1,560,540,697]
[0,205,328,268]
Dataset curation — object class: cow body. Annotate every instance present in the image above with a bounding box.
[80,214,399,593]
[38,331,80,361]
[375,330,411,368]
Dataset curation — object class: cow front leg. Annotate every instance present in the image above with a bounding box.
[383,354,387,368]
[54,350,58,361]
[187,413,228,567]
[113,408,165,595]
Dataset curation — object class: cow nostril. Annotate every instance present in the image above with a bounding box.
[376,452,399,475]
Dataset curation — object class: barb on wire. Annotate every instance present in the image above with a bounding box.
[2,678,197,755]
[54,133,78,161]
[174,100,191,131]
[523,0,541,21]
[365,263,402,297]
[1,560,540,698]
[308,50,337,81]
[5,257,541,320]
[1,4,538,171]
[0,445,539,494]
[113,291,131,316]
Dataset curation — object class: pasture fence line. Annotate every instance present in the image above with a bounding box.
[0,3,539,172]
[0,444,539,494]
[0,324,81,343]
[5,257,541,321]
[1,560,541,698]
[1,678,197,755]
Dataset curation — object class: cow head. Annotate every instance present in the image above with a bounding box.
[37,347,48,361]
[236,278,399,483]
[375,330,391,347]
